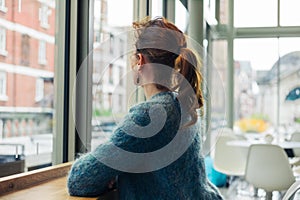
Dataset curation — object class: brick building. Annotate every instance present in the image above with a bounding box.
[0,0,55,138]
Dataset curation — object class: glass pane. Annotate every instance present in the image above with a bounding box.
[234,39,279,71]
[92,0,133,150]
[107,0,133,26]
[280,0,300,26]
[278,38,300,137]
[233,38,300,141]
[0,0,56,176]
[209,40,227,156]
[233,38,278,136]
[211,40,227,130]
[175,0,188,33]
[152,0,163,18]
[234,0,277,27]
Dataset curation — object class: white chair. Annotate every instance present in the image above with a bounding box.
[213,128,248,176]
[213,128,249,197]
[282,180,300,200]
[290,132,300,157]
[288,132,300,167]
[245,144,296,200]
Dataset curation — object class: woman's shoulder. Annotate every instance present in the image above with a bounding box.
[129,92,178,111]
[128,92,179,124]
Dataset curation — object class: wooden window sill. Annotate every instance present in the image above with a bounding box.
[0,162,117,199]
[0,162,97,200]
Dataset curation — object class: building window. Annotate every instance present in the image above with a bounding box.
[0,27,7,56]
[38,40,47,65]
[119,66,123,86]
[119,38,124,58]
[118,94,123,112]
[109,64,113,84]
[0,72,7,101]
[21,34,30,66]
[0,0,7,13]
[35,78,44,102]
[39,4,50,29]
[109,34,114,55]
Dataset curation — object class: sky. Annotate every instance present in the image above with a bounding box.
[234,38,300,71]
[106,0,188,31]
[103,0,300,71]
[107,0,133,27]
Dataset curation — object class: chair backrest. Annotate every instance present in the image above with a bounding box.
[282,181,300,200]
[290,132,300,157]
[245,144,295,192]
[213,129,248,176]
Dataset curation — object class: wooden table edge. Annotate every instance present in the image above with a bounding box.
[0,162,73,196]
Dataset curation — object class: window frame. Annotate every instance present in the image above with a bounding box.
[52,0,75,165]
[0,27,8,56]
[0,71,8,101]
[0,0,7,13]
[207,0,300,130]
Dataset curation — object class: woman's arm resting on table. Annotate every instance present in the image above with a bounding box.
[67,151,119,197]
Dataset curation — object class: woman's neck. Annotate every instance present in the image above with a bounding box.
[143,84,167,100]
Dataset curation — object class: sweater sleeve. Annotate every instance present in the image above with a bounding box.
[67,149,119,197]
[67,103,153,197]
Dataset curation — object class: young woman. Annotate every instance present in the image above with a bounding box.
[67,17,223,200]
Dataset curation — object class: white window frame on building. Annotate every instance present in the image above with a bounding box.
[39,3,50,29]
[35,78,44,102]
[0,0,7,13]
[38,40,47,65]
[0,27,8,56]
[0,71,8,101]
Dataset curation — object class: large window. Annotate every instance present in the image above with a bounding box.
[0,0,56,177]
[207,0,300,146]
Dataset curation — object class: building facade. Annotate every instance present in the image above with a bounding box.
[0,0,55,138]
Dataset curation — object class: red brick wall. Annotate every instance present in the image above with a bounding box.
[4,0,55,35]
[0,0,55,108]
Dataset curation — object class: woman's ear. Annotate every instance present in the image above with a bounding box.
[137,53,145,68]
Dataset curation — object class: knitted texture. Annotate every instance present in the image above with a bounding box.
[67,91,223,200]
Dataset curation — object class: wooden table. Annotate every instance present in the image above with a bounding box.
[0,176,97,200]
[0,162,117,200]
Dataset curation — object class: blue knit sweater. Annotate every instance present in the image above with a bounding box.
[67,91,223,200]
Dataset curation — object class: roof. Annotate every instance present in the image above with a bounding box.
[257,51,300,85]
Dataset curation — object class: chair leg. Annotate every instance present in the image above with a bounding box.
[265,191,272,200]
[253,187,259,197]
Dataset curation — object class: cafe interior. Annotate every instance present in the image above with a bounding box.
[0,0,300,199]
